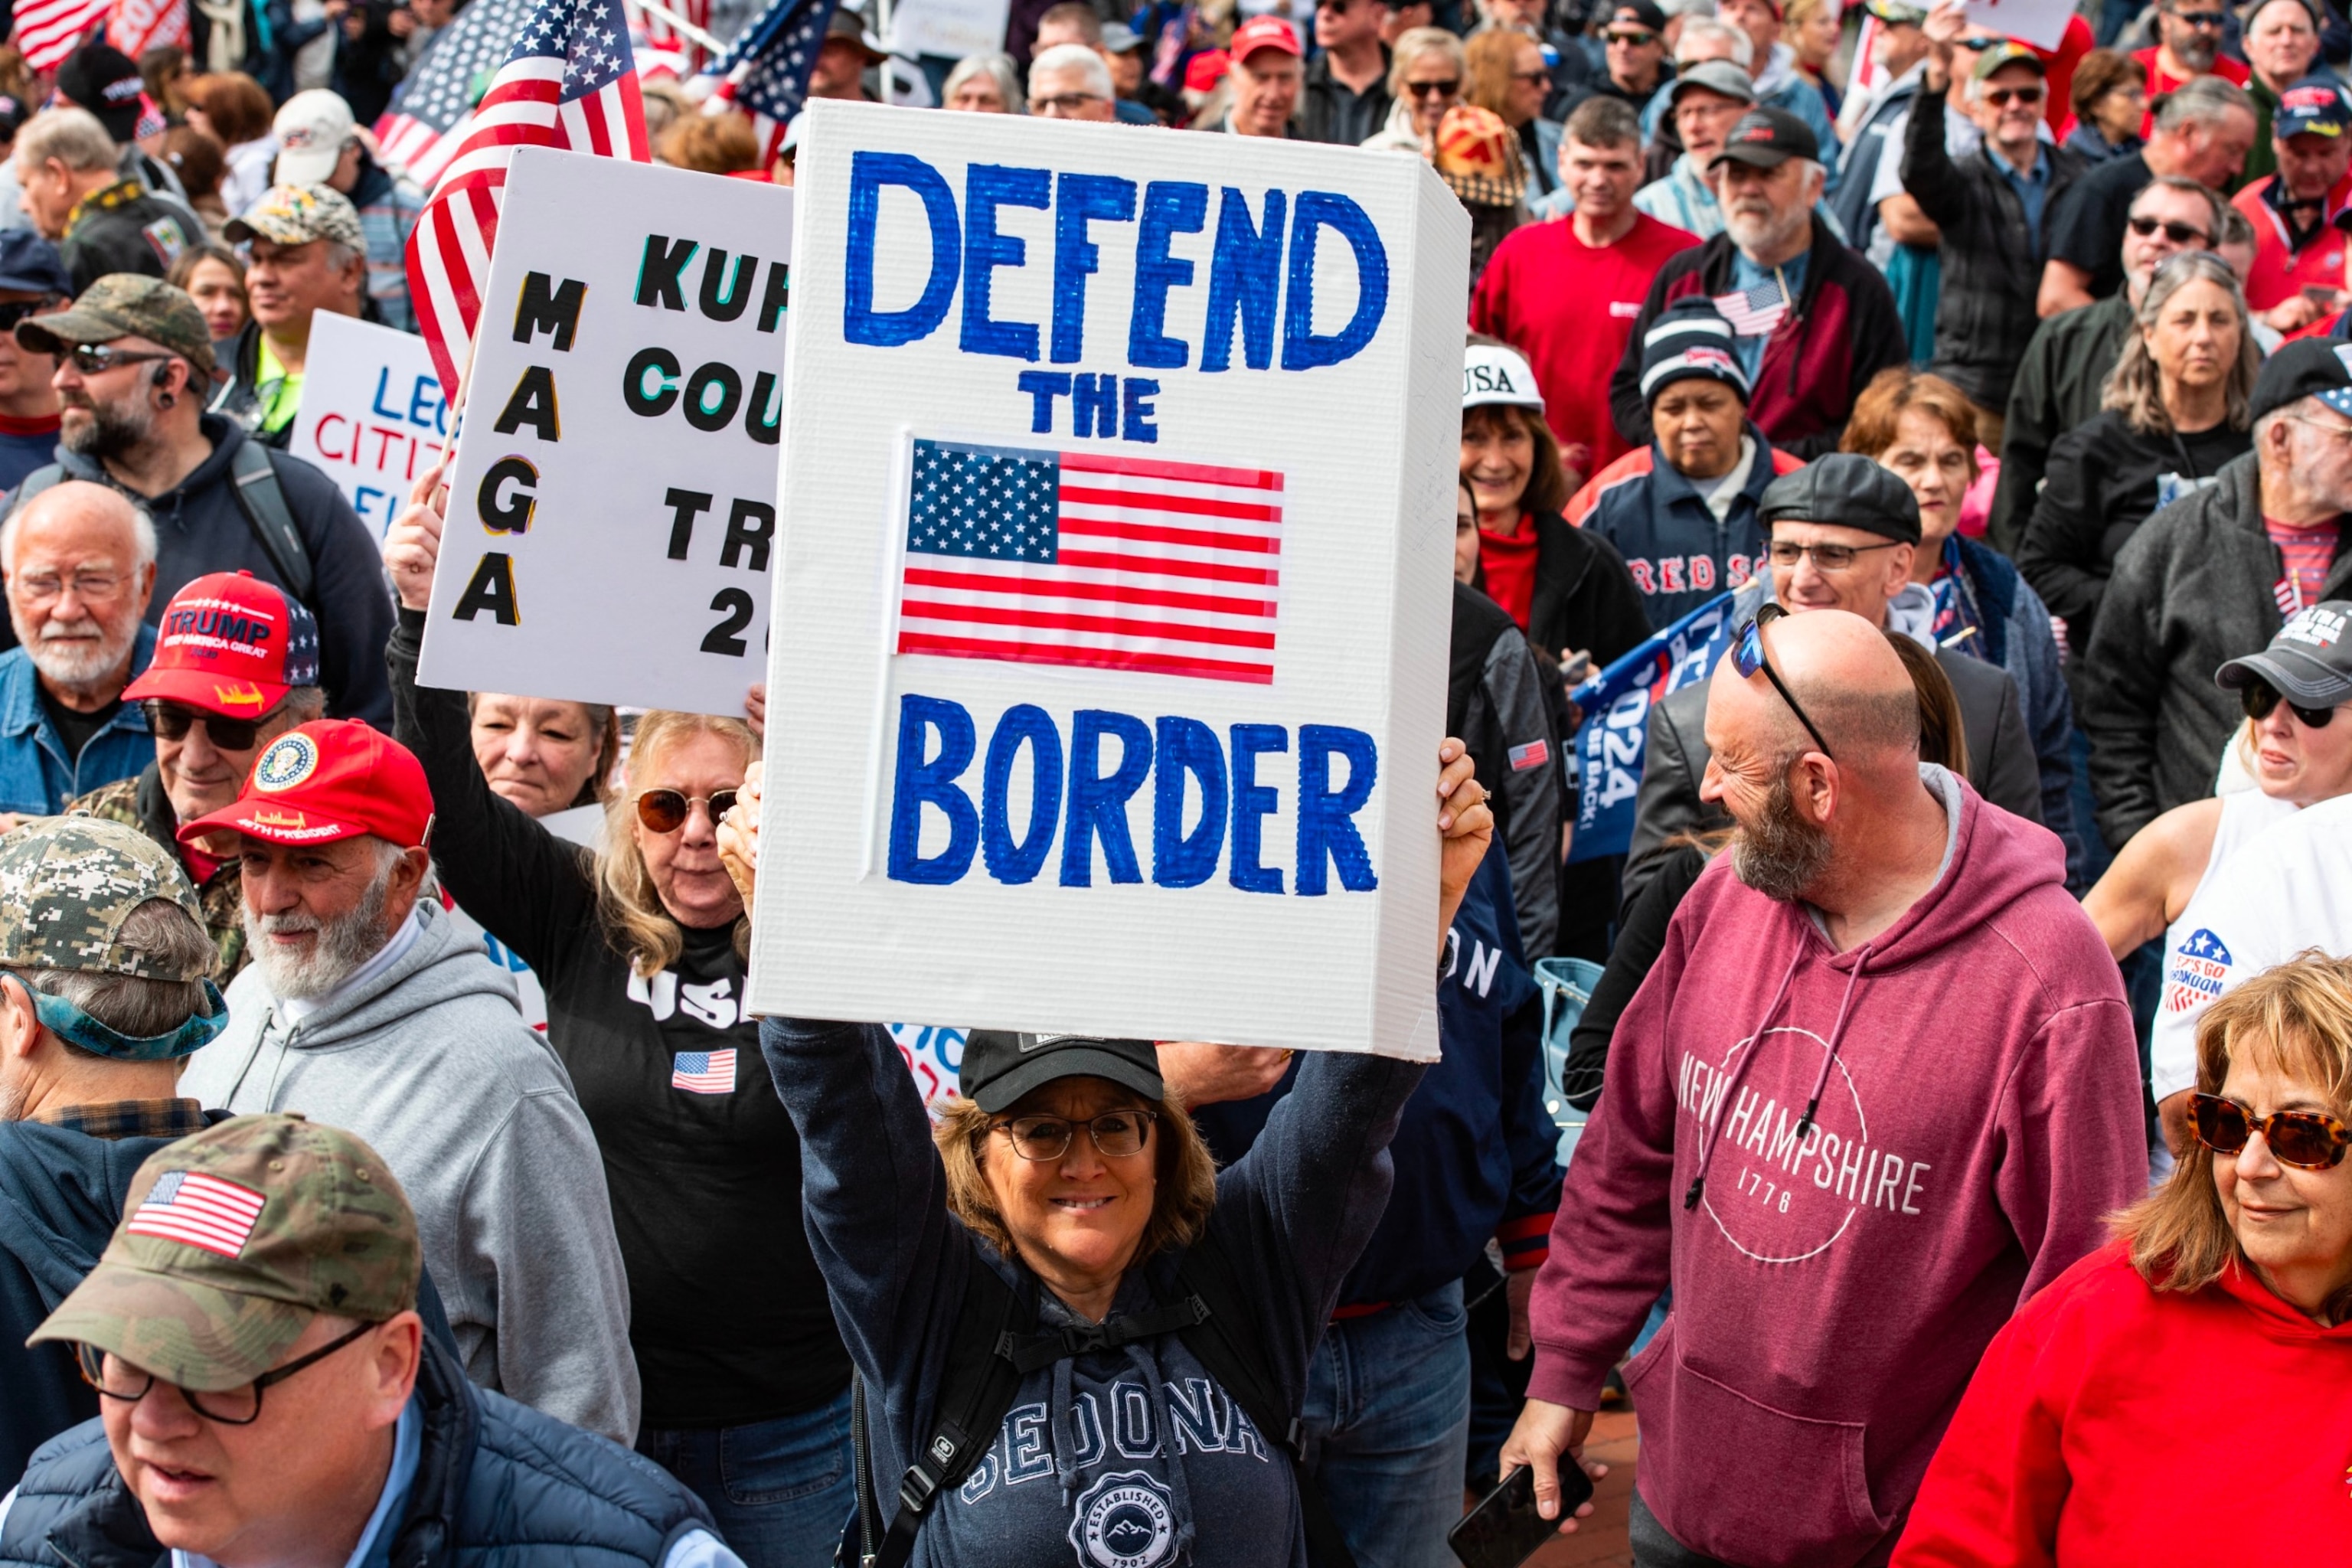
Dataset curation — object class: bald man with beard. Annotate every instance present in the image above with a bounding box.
[1501,609,2144,1568]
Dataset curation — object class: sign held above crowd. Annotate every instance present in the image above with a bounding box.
[746,101,1470,1059]
[415,149,792,718]
[288,314,451,540]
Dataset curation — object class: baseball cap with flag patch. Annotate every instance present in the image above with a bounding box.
[30,1115,420,1392]
[124,571,320,717]
[177,720,433,850]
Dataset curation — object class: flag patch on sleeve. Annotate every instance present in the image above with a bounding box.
[1508,740,1550,772]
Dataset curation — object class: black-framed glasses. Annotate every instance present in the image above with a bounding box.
[1765,539,1904,573]
[1730,603,1836,760]
[2242,679,2339,729]
[1405,77,1461,96]
[2191,1092,2352,1169]
[75,1319,376,1425]
[634,787,739,834]
[2127,214,2212,246]
[991,1109,1158,1161]
[66,343,175,377]
[1032,91,1106,113]
[143,698,279,751]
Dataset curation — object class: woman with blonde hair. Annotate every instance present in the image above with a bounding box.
[1896,951,2352,1564]
[2017,250,2258,652]
[379,467,856,1565]
[1363,25,1468,152]
[1465,27,1560,199]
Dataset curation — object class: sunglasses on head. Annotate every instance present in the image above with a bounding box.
[1983,83,2043,106]
[1730,603,1837,760]
[2192,1092,2352,1169]
[2242,679,2338,728]
[142,699,274,751]
[634,786,739,834]
[2126,214,2212,245]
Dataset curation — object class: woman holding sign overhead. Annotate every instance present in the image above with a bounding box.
[716,743,1553,1568]
[382,470,854,1568]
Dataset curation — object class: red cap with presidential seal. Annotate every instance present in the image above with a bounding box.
[123,571,321,717]
[177,720,433,849]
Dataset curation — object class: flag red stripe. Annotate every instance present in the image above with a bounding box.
[1054,547,1279,586]
[900,599,1279,648]
[902,566,1272,618]
[1059,452,1284,492]
[1055,484,1281,524]
[896,633,1273,684]
[1056,514,1282,555]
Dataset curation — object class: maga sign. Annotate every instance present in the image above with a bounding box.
[415,149,792,717]
[746,102,1468,1059]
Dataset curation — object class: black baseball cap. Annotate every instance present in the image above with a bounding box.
[1759,453,1922,544]
[1710,106,1820,171]
[2216,602,2352,707]
[1609,0,1668,33]
[55,43,146,143]
[2249,337,2352,423]
[959,1031,1165,1113]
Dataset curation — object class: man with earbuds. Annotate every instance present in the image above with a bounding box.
[2,275,392,724]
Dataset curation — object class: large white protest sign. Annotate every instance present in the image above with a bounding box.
[1965,0,2071,50]
[416,149,792,717]
[288,312,449,538]
[746,101,1468,1060]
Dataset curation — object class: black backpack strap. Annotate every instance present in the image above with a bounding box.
[1174,1227,1361,1568]
[225,440,315,607]
[1,462,64,521]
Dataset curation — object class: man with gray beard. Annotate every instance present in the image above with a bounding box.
[0,480,156,815]
[1610,106,1906,457]
[174,717,641,1446]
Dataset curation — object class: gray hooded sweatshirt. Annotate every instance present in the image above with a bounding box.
[179,898,640,1444]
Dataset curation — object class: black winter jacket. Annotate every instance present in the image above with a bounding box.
[2079,452,2352,848]
[1900,83,2086,411]
[0,1334,715,1567]
[1449,581,1562,956]
[1988,293,2135,554]
[1504,509,1655,669]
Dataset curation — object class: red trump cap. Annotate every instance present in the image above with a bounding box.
[123,571,322,716]
[178,720,433,849]
[1229,15,1301,60]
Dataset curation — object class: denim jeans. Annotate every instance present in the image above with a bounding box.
[1297,1280,1472,1568]
[636,1387,856,1568]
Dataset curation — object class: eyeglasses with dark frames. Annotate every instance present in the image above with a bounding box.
[1730,603,1837,761]
[142,698,285,751]
[1404,77,1461,96]
[2127,214,2213,246]
[66,343,175,377]
[1764,538,1905,573]
[76,1319,377,1425]
[1982,84,2043,106]
[2190,1093,2352,1170]
[2241,679,2339,730]
[991,1109,1158,1161]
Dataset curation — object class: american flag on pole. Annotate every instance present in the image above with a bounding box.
[693,0,835,164]
[14,0,108,70]
[1712,274,1788,338]
[897,439,1284,685]
[401,0,650,394]
[374,0,537,185]
[125,1171,268,1259]
[671,1048,739,1093]
[628,0,710,75]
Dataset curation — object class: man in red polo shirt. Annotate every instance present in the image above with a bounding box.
[2234,76,2352,330]
[2135,0,2249,134]
[1472,93,1698,480]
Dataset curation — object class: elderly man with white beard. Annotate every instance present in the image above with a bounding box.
[0,480,156,816]
[174,717,642,1446]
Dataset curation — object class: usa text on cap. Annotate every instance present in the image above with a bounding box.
[1464,341,1544,410]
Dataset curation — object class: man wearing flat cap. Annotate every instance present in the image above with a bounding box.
[0,1115,749,1566]
[1623,451,2046,906]
[0,815,226,1484]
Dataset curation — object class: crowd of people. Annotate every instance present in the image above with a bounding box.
[0,0,2344,1561]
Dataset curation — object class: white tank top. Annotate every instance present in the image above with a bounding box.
[2164,789,2302,962]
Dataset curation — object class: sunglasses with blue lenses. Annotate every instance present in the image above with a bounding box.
[1730,603,1837,760]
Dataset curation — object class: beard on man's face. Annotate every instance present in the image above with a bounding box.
[1730,769,1834,903]
[58,393,155,461]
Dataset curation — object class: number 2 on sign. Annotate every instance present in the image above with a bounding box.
[1737,1166,1792,1213]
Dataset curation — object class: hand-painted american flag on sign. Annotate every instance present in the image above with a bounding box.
[125,1171,267,1259]
[671,1048,739,1094]
[897,439,1284,685]
[403,0,651,395]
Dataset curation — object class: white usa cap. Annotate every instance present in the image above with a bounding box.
[1464,342,1544,413]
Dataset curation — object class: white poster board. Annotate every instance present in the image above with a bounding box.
[416,149,792,718]
[287,313,450,538]
[887,0,1011,64]
[746,101,1468,1060]
[1965,0,2071,51]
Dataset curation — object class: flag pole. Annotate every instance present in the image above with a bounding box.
[627,0,727,54]
[431,328,486,472]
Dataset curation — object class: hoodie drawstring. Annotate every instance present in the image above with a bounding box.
[1795,945,1874,1139]
[1050,1353,1082,1504]
[1684,946,1805,1211]
[1129,1339,1197,1560]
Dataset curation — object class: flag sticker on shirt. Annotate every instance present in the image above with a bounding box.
[671,1048,739,1095]
[125,1171,267,1258]
[1508,739,1550,772]
[2164,929,2234,1014]
[1712,275,1788,337]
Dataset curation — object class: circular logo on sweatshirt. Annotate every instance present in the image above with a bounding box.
[1687,1025,1894,1265]
[253,733,318,792]
[1069,1470,1178,1568]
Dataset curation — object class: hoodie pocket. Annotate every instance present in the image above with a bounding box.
[1635,1322,1894,1568]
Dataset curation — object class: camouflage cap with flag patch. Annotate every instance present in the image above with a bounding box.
[29,1115,420,1391]
[0,816,212,981]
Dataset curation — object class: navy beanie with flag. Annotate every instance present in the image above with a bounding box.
[1638,299,1751,406]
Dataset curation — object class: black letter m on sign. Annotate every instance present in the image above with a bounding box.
[514,273,586,350]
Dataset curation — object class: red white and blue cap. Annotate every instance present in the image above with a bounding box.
[1638,297,1750,404]
[123,571,319,716]
[2277,77,2351,139]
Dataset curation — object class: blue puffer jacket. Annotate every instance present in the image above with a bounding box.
[0,1335,715,1567]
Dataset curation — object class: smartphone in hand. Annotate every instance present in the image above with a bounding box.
[1447,1462,1596,1568]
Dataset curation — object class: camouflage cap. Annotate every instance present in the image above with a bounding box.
[0,816,212,981]
[15,273,215,382]
[224,184,365,252]
[29,1115,420,1392]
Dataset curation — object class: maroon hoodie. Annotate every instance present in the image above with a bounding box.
[1529,769,2144,1568]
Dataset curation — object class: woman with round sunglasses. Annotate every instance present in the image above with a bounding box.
[1893,951,2352,1567]
[381,467,857,1566]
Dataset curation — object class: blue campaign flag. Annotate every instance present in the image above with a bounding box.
[1566,592,1740,864]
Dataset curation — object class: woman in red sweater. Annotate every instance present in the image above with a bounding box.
[1895,951,2352,1567]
